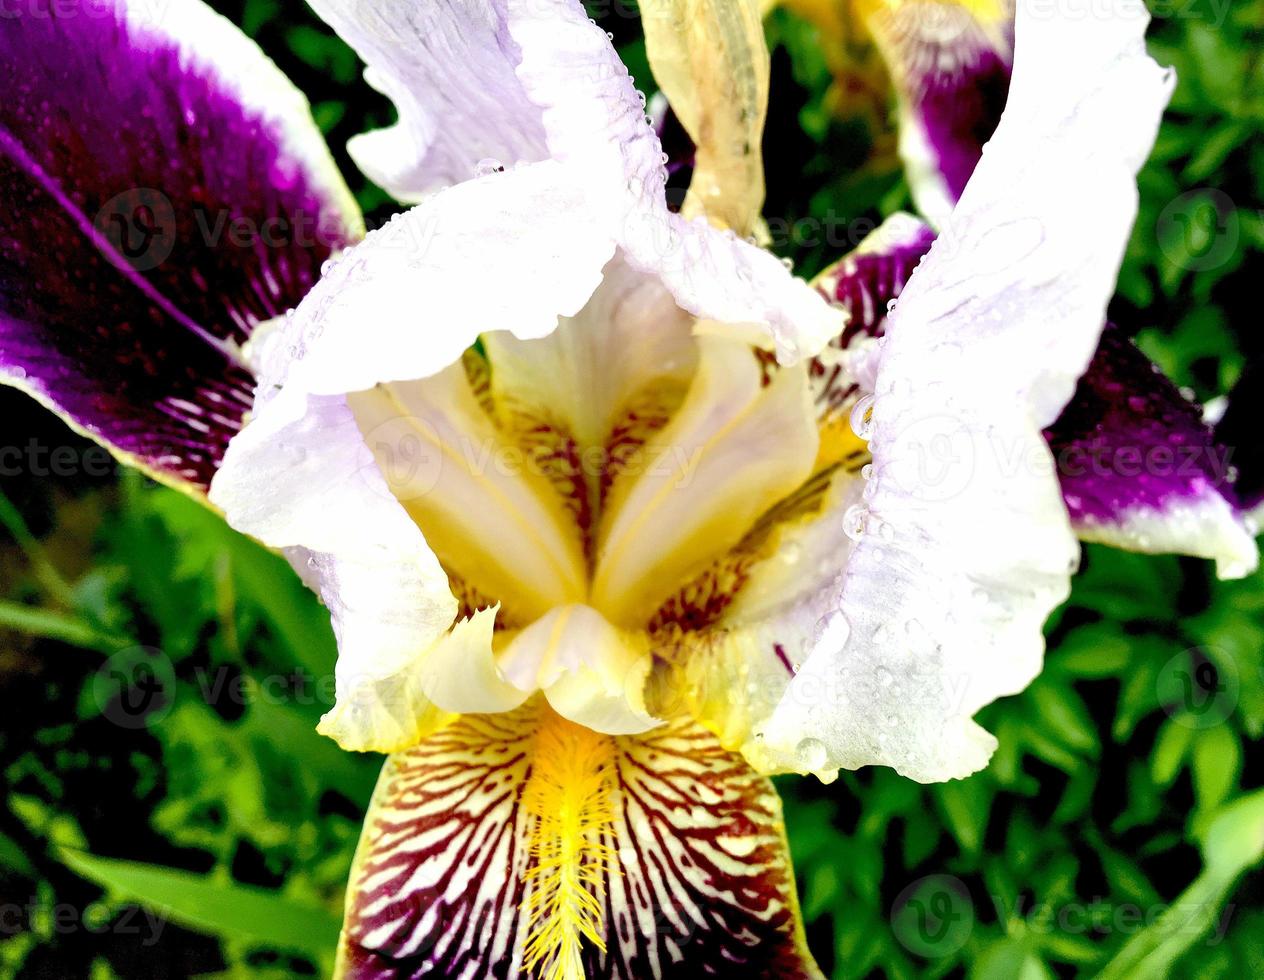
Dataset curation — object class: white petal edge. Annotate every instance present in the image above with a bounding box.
[1077,492,1259,581]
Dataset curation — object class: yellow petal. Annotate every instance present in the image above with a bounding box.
[349,360,588,622]
[499,604,660,735]
[592,336,818,625]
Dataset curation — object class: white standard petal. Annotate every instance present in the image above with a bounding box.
[305,0,551,197]
[753,0,1175,783]
[311,0,842,362]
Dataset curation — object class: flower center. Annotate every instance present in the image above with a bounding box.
[346,258,868,730]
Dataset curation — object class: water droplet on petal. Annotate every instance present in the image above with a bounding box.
[849,393,876,439]
[843,505,868,541]
[795,737,828,771]
[474,158,504,177]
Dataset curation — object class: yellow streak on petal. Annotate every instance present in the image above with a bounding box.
[521,707,618,980]
[641,0,770,236]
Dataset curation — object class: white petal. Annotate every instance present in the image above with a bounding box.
[313,0,841,361]
[753,0,1175,782]
[305,0,551,198]
[416,607,531,715]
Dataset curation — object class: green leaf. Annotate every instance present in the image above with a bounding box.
[1191,726,1241,812]
[0,600,127,652]
[1151,720,1195,787]
[0,829,35,876]
[934,777,991,856]
[57,849,340,959]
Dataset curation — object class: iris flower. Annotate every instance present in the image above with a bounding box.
[0,0,1256,976]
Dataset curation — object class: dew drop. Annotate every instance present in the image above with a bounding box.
[843,505,868,541]
[849,393,876,439]
[474,157,504,177]
[795,737,828,771]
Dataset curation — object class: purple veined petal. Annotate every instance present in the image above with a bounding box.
[815,212,937,348]
[864,0,1015,226]
[0,0,362,491]
[1047,325,1257,577]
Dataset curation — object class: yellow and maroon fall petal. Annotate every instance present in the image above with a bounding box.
[0,0,361,492]
[334,704,821,980]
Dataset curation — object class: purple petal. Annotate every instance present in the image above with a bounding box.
[867,1,1014,224]
[816,214,936,347]
[0,0,360,490]
[1049,325,1257,575]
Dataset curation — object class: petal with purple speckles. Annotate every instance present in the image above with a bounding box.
[0,0,362,491]
[1048,325,1257,578]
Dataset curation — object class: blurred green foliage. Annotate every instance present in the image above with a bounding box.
[0,0,1261,977]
